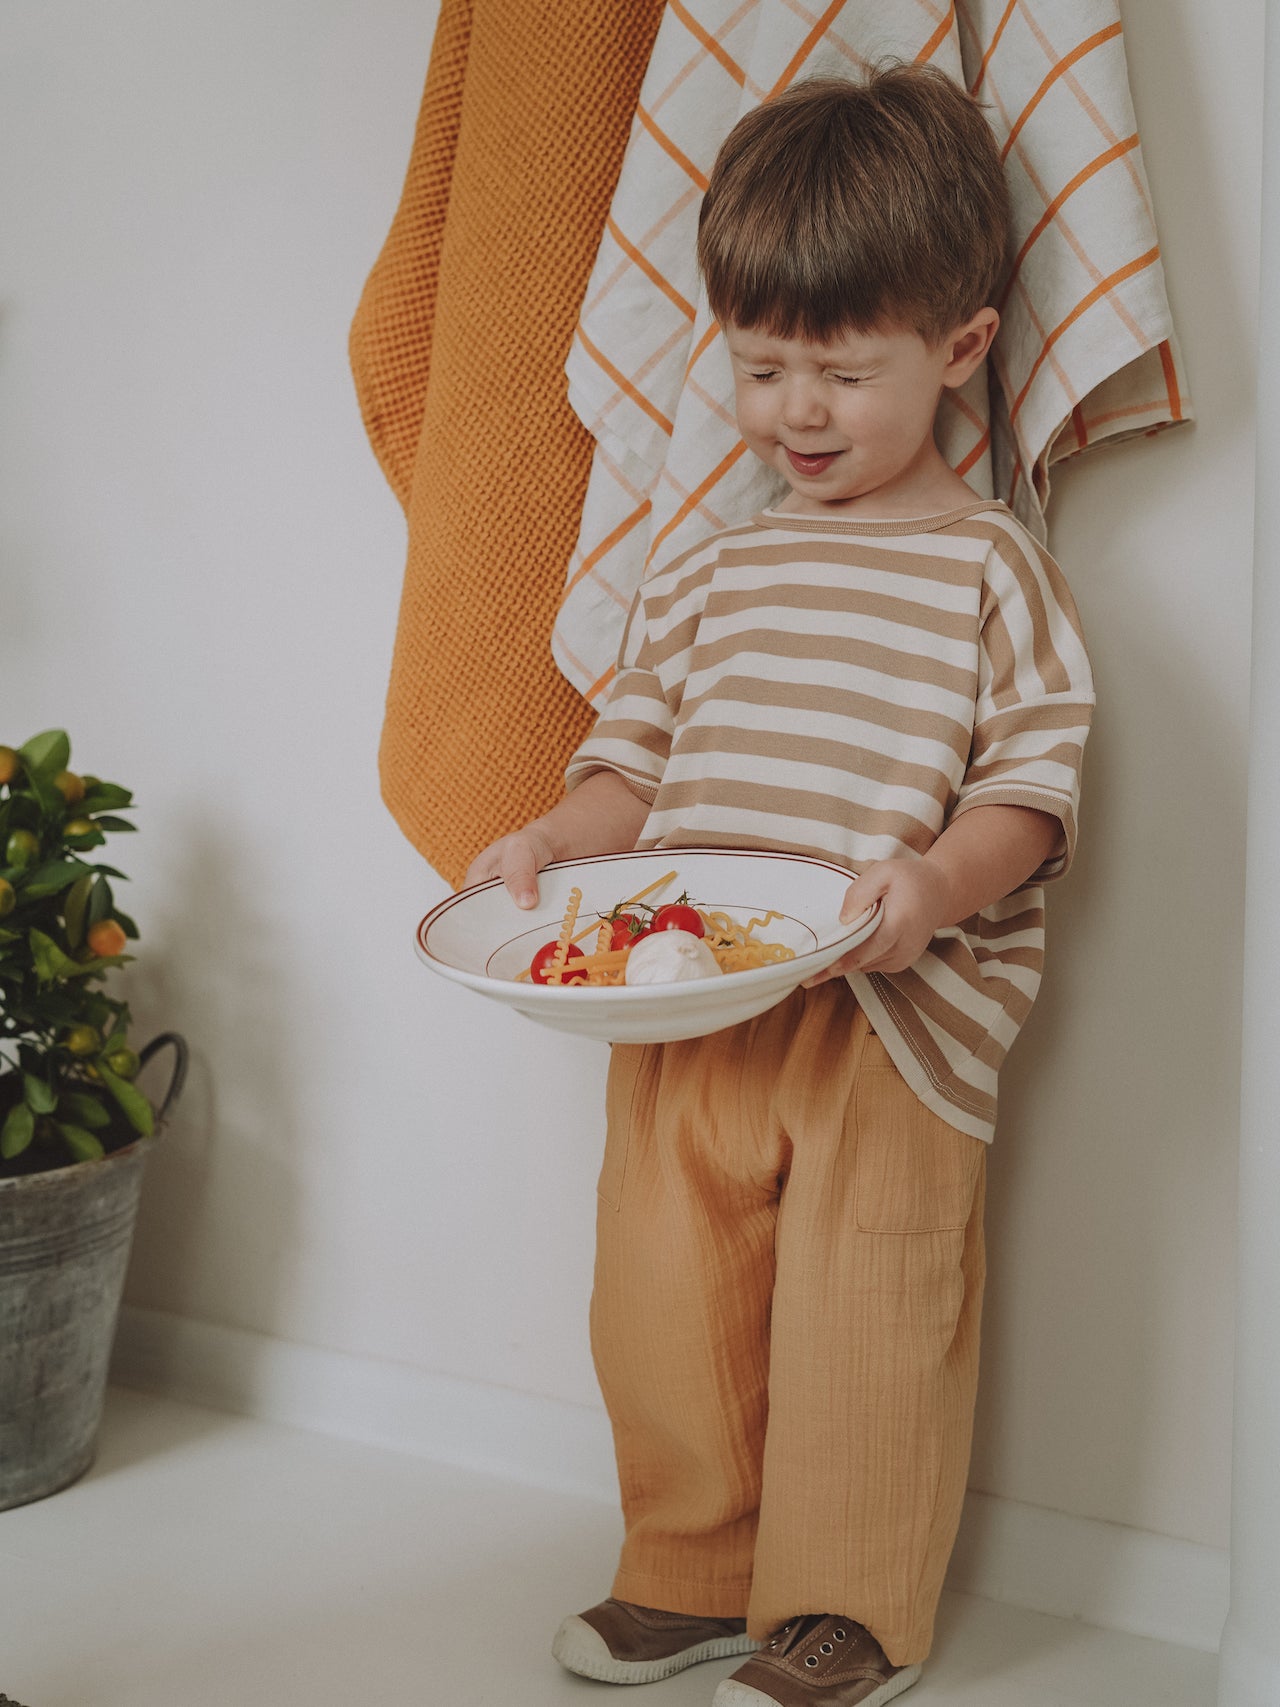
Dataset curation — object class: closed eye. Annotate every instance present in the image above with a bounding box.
[832,374,864,386]
[745,369,779,382]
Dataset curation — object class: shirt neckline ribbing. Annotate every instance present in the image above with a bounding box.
[755,499,1012,537]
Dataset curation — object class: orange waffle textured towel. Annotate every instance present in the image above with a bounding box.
[351,0,666,888]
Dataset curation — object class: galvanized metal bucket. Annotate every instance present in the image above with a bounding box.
[0,1033,188,1510]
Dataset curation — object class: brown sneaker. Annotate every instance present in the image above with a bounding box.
[552,1597,759,1684]
[712,1615,922,1706]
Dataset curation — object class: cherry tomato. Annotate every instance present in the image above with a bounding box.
[651,903,705,938]
[529,940,588,985]
[608,913,650,951]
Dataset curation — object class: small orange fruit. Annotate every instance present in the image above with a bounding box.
[0,878,14,917]
[105,1047,140,1080]
[0,746,19,785]
[86,919,128,958]
[54,771,86,804]
[64,819,96,838]
[65,1025,100,1055]
[5,828,39,868]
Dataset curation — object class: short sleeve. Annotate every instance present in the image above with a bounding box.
[564,587,674,803]
[951,528,1095,882]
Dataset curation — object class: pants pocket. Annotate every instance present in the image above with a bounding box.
[853,1052,984,1234]
[599,1043,651,1211]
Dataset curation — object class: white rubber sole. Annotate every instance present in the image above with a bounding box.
[712,1661,923,1706]
[551,1614,760,1684]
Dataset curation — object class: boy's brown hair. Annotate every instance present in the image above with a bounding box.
[697,64,1012,345]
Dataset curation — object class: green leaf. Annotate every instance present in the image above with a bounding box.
[1,1102,34,1159]
[115,910,139,940]
[78,785,132,813]
[90,816,136,833]
[22,858,94,899]
[64,875,93,949]
[87,875,114,927]
[56,1122,105,1163]
[60,1091,111,1129]
[29,928,80,982]
[23,768,62,816]
[98,1064,154,1137]
[83,991,130,1031]
[89,866,128,883]
[19,730,70,778]
[70,954,124,979]
[23,1073,56,1114]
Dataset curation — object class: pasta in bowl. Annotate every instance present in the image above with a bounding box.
[415,848,881,1044]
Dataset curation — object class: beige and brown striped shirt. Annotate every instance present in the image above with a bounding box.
[564,499,1094,1142]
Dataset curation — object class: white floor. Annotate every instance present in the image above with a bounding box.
[0,1387,1218,1707]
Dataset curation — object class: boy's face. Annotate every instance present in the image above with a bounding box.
[723,316,992,513]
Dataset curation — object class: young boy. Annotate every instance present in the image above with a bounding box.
[465,65,1093,1707]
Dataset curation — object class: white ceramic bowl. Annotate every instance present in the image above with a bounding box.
[415,848,880,1045]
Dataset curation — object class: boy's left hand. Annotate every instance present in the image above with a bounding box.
[802,858,952,984]
[804,806,1061,985]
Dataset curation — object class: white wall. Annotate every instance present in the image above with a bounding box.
[969,0,1262,1552]
[0,0,1259,1578]
[969,0,1262,1551]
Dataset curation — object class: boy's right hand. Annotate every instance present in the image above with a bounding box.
[462,822,557,909]
[462,773,652,908]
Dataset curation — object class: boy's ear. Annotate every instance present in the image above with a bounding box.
[942,308,1000,387]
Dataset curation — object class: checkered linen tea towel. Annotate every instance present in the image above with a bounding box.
[555,0,1190,705]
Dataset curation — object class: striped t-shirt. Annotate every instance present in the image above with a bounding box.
[564,499,1095,1142]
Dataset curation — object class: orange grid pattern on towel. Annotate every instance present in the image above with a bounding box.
[555,0,1190,706]
[350,0,667,886]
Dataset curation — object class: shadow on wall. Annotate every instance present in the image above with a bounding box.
[117,809,304,1347]
[974,467,1243,1553]
[970,0,1253,1559]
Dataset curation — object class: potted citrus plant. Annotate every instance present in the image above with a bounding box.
[0,729,186,1508]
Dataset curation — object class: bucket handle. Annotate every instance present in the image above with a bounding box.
[138,1032,190,1124]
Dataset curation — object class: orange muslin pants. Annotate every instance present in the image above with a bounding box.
[590,981,987,1668]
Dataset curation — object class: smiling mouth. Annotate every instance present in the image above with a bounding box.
[784,448,841,475]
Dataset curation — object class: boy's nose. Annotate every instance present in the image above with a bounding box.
[780,382,828,431]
